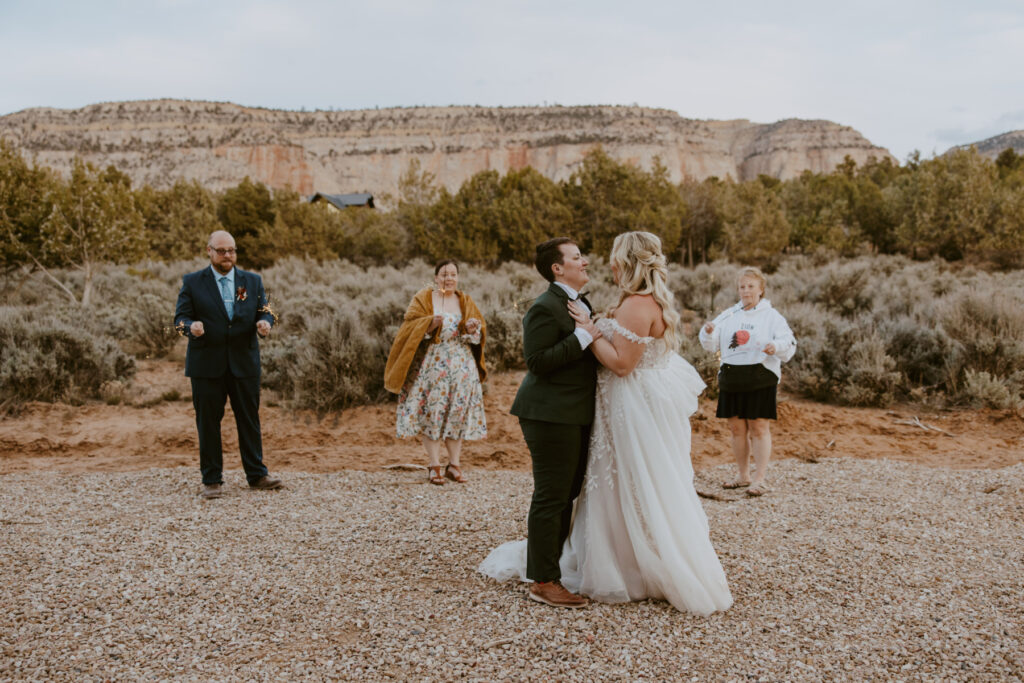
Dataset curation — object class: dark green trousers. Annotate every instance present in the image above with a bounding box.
[520,417,590,583]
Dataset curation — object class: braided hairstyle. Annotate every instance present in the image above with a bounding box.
[609,231,681,349]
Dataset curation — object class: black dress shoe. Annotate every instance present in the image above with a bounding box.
[201,484,223,499]
[249,475,283,490]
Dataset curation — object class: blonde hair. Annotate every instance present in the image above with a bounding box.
[609,231,680,349]
[737,266,767,299]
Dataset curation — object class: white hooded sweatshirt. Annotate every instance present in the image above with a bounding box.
[698,299,796,379]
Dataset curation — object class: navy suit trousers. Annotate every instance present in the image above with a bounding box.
[191,373,268,485]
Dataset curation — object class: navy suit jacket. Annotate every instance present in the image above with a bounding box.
[174,266,274,379]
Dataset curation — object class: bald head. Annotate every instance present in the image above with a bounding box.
[207,231,237,275]
[208,230,234,246]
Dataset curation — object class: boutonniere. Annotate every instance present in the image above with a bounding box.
[236,286,247,302]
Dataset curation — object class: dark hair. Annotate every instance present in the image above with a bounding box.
[534,237,576,283]
[434,259,459,275]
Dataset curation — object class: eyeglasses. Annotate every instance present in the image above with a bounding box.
[209,247,237,255]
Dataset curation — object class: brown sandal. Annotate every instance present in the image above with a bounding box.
[444,463,467,483]
[428,465,446,485]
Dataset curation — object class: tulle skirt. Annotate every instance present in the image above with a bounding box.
[480,353,733,615]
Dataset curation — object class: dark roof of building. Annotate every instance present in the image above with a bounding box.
[309,192,375,209]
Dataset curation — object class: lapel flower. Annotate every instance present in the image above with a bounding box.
[236,286,247,302]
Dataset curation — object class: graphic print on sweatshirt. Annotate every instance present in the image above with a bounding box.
[729,323,755,349]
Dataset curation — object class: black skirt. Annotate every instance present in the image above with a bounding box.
[716,383,778,420]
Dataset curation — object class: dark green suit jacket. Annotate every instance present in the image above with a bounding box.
[510,283,598,425]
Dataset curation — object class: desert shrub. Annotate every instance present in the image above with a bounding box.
[939,288,1024,379]
[262,310,390,412]
[678,333,720,399]
[483,307,526,373]
[798,261,874,317]
[956,370,1020,410]
[0,307,135,408]
[6,253,1024,411]
[881,316,959,388]
[784,312,901,407]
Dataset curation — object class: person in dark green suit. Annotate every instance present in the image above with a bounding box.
[510,237,601,608]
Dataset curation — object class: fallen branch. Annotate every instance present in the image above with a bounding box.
[381,463,427,471]
[893,416,954,437]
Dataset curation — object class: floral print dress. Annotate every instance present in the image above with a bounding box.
[396,312,487,441]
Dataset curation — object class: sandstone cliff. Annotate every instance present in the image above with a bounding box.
[952,130,1024,159]
[0,99,894,197]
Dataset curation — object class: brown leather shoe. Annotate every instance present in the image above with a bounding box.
[528,581,588,608]
[200,484,223,499]
[249,475,283,490]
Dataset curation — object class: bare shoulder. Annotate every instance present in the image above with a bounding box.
[612,295,660,339]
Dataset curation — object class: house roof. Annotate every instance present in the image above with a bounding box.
[309,192,374,209]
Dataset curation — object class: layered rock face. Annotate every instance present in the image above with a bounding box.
[953,130,1024,159]
[0,100,893,196]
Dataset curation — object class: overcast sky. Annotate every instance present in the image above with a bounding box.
[3,0,1023,161]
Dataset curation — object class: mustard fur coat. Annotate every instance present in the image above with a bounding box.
[384,288,487,394]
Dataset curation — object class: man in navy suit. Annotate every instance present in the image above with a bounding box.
[174,230,282,499]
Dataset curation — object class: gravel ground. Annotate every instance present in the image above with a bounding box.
[1,458,1022,681]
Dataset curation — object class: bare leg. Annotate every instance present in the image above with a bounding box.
[748,419,772,486]
[444,438,467,482]
[443,438,463,467]
[726,417,751,486]
[421,436,442,468]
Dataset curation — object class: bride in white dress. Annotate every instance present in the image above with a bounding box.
[480,231,733,615]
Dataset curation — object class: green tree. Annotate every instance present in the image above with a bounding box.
[563,148,685,257]
[678,177,723,266]
[216,177,275,267]
[39,159,145,305]
[429,171,503,263]
[852,156,904,254]
[136,179,220,260]
[719,178,791,267]
[396,159,444,261]
[888,148,998,260]
[979,183,1024,268]
[0,141,57,285]
[493,167,572,263]
[781,169,858,255]
[994,147,1022,181]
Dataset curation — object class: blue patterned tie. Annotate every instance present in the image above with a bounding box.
[219,276,234,319]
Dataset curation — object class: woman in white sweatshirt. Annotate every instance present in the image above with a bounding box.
[699,267,796,496]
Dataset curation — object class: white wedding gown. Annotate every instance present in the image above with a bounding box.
[480,318,733,615]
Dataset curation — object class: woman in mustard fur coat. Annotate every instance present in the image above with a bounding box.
[384,260,487,485]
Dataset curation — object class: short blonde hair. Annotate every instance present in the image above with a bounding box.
[737,266,767,299]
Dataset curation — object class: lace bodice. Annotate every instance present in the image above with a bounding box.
[595,317,670,370]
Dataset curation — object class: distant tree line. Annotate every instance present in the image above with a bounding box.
[3,141,1024,305]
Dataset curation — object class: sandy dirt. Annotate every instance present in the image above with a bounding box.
[1,358,1022,476]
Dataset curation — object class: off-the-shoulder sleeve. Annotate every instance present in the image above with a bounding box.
[598,318,654,345]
